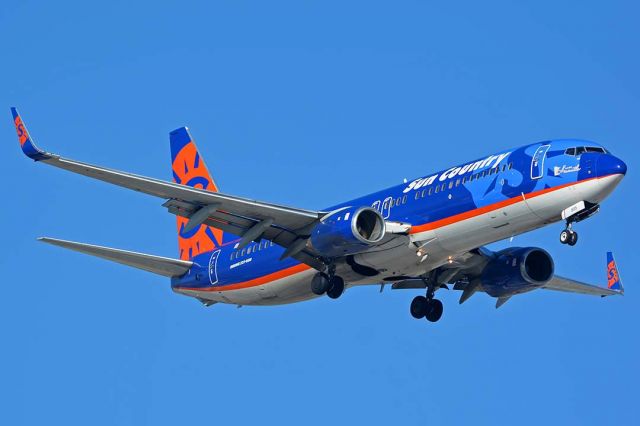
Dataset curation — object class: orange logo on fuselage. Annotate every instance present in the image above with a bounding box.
[607,260,619,288]
[172,141,223,260]
[14,116,28,146]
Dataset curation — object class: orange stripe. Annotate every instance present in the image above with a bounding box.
[409,176,600,234]
[181,263,312,292]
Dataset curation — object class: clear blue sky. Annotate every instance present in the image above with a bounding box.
[1,1,638,425]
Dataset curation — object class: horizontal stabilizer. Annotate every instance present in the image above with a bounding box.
[38,237,193,277]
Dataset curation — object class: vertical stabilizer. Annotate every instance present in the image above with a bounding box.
[170,127,223,260]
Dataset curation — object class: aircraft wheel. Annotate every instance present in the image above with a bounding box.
[311,273,330,295]
[326,276,345,299]
[425,299,444,322]
[568,231,578,246]
[410,296,428,319]
[560,230,570,244]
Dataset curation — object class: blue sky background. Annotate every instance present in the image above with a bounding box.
[1,1,638,425]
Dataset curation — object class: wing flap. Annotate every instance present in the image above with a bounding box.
[39,237,193,277]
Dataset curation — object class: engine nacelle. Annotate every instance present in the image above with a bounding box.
[481,247,554,297]
[310,207,385,257]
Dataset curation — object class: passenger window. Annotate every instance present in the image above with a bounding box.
[508,163,513,170]
[421,188,428,198]
[241,248,246,256]
[428,187,433,196]
[448,181,453,189]
[435,185,439,194]
[462,176,466,184]
[455,178,460,187]
[402,195,407,204]
[415,191,420,200]
[501,164,506,172]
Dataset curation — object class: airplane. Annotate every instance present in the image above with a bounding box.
[11,107,626,323]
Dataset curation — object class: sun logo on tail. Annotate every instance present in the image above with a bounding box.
[14,116,28,146]
[172,140,223,260]
[607,260,620,289]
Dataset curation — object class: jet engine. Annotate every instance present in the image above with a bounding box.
[480,247,554,297]
[310,207,385,257]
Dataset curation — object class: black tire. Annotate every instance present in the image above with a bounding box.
[311,273,330,295]
[326,276,345,299]
[560,230,570,244]
[568,231,578,246]
[410,296,428,319]
[425,299,444,322]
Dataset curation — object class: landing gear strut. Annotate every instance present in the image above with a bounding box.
[410,280,444,322]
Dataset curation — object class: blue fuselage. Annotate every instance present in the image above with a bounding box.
[172,139,626,296]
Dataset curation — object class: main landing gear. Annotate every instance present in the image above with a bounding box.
[311,272,345,299]
[410,285,443,322]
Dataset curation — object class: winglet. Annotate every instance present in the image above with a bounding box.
[10,107,51,161]
[606,252,624,293]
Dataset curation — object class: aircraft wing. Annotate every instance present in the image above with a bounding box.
[392,248,623,306]
[542,252,624,297]
[12,108,326,270]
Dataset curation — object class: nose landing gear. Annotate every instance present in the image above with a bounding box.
[559,201,600,247]
[559,227,578,246]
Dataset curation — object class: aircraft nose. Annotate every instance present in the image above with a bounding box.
[597,154,627,177]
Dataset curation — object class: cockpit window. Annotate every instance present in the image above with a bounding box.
[565,146,607,156]
[585,147,606,153]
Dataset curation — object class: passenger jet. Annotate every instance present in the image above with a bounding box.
[12,108,626,323]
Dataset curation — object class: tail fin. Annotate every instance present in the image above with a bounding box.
[170,127,224,261]
[606,252,624,293]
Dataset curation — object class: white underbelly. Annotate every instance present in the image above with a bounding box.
[177,268,318,306]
